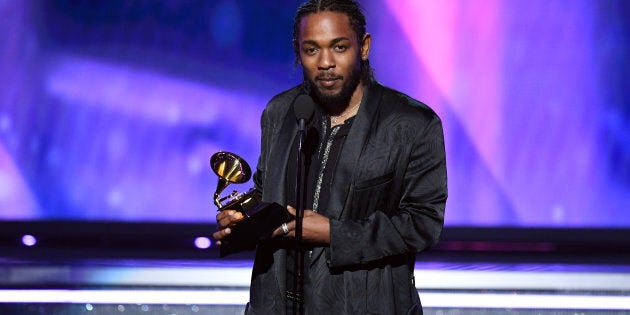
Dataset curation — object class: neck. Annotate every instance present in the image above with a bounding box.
[339,81,365,116]
[329,82,364,125]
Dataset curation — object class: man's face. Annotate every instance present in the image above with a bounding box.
[297,11,364,114]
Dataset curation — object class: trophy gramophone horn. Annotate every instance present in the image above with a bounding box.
[210,151,252,208]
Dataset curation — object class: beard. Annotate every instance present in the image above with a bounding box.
[303,63,362,116]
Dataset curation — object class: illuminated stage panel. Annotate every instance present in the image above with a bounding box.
[0,290,629,311]
[1,259,629,314]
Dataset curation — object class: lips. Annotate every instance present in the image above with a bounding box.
[317,75,342,88]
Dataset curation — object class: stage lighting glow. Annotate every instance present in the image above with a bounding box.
[0,289,628,310]
[194,236,211,249]
[21,234,37,246]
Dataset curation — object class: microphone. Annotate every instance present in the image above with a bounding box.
[293,94,315,132]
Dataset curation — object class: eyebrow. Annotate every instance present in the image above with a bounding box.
[301,36,351,47]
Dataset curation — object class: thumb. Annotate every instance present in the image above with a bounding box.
[287,205,297,216]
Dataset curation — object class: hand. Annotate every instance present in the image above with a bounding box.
[272,206,330,244]
[212,210,244,246]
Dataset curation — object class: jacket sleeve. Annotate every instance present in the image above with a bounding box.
[328,115,447,268]
[253,107,271,193]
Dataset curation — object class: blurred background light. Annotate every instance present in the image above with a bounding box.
[21,234,37,247]
[194,236,211,249]
[0,0,628,228]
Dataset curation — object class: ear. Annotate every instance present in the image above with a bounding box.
[360,33,372,61]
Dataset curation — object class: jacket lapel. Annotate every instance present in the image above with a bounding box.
[327,83,383,220]
[309,83,383,267]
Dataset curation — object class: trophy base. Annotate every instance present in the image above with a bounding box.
[219,201,288,257]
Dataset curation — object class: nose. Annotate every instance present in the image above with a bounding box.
[317,49,335,70]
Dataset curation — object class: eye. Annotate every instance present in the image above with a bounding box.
[334,45,347,52]
[304,47,318,55]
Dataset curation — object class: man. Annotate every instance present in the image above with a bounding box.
[213,1,447,314]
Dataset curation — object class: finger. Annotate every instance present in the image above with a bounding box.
[212,228,230,240]
[216,210,234,227]
[212,227,231,241]
[272,222,289,238]
[218,216,233,228]
[216,210,235,221]
[228,212,244,226]
[217,210,243,220]
[272,220,296,238]
[287,206,316,217]
[218,211,244,228]
[271,226,283,238]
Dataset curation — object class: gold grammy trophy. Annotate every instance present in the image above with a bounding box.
[211,151,288,257]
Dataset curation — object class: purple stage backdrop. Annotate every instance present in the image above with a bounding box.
[0,1,628,227]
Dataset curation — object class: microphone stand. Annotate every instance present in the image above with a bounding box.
[292,118,307,315]
[289,94,313,314]
[293,119,306,314]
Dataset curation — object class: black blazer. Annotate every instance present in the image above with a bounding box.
[248,82,447,314]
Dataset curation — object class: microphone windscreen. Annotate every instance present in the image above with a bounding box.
[293,94,315,122]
